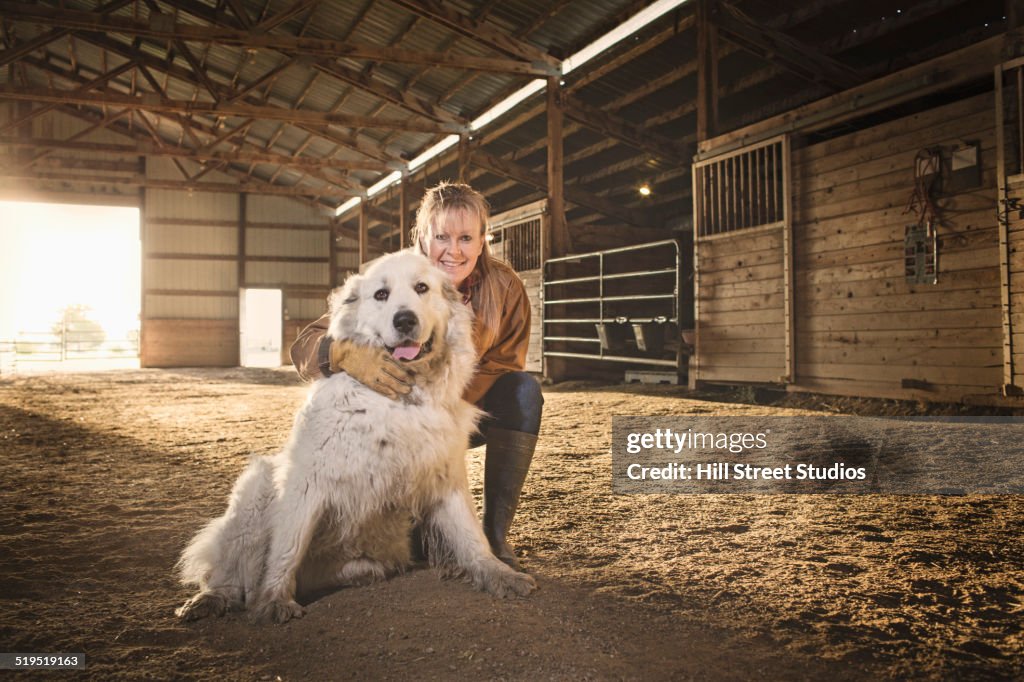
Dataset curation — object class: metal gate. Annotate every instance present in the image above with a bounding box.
[542,239,683,370]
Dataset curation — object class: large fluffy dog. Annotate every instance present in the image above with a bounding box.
[176,250,536,624]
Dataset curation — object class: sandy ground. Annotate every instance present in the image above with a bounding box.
[0,367,1021,681]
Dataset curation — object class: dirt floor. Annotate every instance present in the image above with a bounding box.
[0,368,1022,681]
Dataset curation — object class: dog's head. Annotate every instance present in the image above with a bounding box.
[327,250,467,366]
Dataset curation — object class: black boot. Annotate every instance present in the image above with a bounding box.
[483,426,537,571]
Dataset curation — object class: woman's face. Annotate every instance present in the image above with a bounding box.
[426,207,484,288]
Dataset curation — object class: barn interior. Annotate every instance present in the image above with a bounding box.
[1,0,1023,679]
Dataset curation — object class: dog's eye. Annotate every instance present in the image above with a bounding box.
[414,282,429,295]
[373,288,389,301]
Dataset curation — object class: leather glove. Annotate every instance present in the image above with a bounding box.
[326,337,414,400]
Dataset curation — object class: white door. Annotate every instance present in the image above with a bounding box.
[240,289,282,367]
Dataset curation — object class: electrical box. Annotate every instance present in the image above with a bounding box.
[948,143,981,191]
[905,224,937,285]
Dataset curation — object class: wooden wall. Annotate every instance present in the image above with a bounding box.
[696,92,1002,402]
[695,225,788,383]
[791,92,999,401]
[520,268,543,373]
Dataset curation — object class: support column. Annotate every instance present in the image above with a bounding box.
[237,193,247,289]
[399,171,410,250]
[358,201,368,266]
[458,134,471,183]
[696,0,719,143]
[546,76,568,258]
[328,216,338,287]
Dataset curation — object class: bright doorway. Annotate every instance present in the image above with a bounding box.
[0,200,141,373]
[240,288,283,368]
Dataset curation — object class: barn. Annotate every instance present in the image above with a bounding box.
[1,0,1022,679]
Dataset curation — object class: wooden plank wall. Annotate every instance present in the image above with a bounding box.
[696,226,787,383]
[790,92,1001,401]
[1006,176,1024,390]
[520,268,543,373]
[142,320,238,367]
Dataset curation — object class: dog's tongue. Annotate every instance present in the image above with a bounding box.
[392,343,421,361]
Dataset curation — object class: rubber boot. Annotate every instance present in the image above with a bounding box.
[482,426,537,571]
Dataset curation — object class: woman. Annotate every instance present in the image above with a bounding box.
[290,181,543,571]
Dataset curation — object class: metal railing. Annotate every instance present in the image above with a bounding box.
[8,330,140,361]
[542,239,682,368]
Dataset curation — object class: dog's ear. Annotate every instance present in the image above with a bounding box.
[327,272,363,339]
[440,277,461,305]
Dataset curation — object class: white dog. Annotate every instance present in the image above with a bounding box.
[176,250,536,624]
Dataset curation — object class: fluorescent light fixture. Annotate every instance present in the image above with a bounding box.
[563,0,691,75]
[408,134,459,171]
[336,196,361,214]
[367,170,403,197]
[337,0,692,216]
[470,79,546,131]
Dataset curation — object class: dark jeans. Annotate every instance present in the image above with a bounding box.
[469,372,544,447]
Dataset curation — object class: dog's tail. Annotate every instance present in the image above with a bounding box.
[176,455,277,604]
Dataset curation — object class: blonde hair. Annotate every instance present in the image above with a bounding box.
[412,182,502,348]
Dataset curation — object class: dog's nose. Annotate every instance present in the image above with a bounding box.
[393,309,419,335]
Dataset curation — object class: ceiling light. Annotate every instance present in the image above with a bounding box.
[639,184,652,197]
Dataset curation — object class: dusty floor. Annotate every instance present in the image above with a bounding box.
[0,368,1021,680]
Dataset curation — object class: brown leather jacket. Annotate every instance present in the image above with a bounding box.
[289,257,531,405]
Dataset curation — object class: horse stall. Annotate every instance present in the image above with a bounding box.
[1,1,1023,680]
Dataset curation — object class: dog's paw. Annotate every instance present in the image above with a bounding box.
[480,565,537,598]
[176,591,229,621]
[256,598,306,624]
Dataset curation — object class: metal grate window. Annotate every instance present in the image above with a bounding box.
[488,216,542,271]
[693,137,786,238]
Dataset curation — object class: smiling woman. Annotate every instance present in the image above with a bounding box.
[0,200,141,368]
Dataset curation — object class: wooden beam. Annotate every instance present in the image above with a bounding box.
[387,0,560,68]
[238,193,247,288]
[0,136,392,172]
[44,30,447,159]
[697,33,1006,156]
[0,85,462,134]
[0,0,134,67]
[400,172,410,250]
[28,156,141,172]
[546,77,568,257]
[458,133,470,182]
[54,99,365,197]
[0,169,353,198]
[0,2,556,76]
[359,202,369,265]
[696,0,718,142]
[713,0,865,91]
[0,58,136,135]
[472,150,648,229]
[563,94,687,163]
[566,16,694,94]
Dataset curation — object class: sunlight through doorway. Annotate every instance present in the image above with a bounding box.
[0,200,141,373]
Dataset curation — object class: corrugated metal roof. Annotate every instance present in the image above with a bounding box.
[0,0,1008,234]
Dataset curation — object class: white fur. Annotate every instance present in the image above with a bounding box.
[176,250,535,624]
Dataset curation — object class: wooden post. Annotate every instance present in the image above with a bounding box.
[1009,0,1023,29]
[996,63,1016,393]
[458,134,470,182]
[546,76,568,257]
[400,171,410,250]
[359,201,368,266]
[328,216,338,288]
[781,134,795,384]
[696,0,719,143]
[237,193,247,289]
